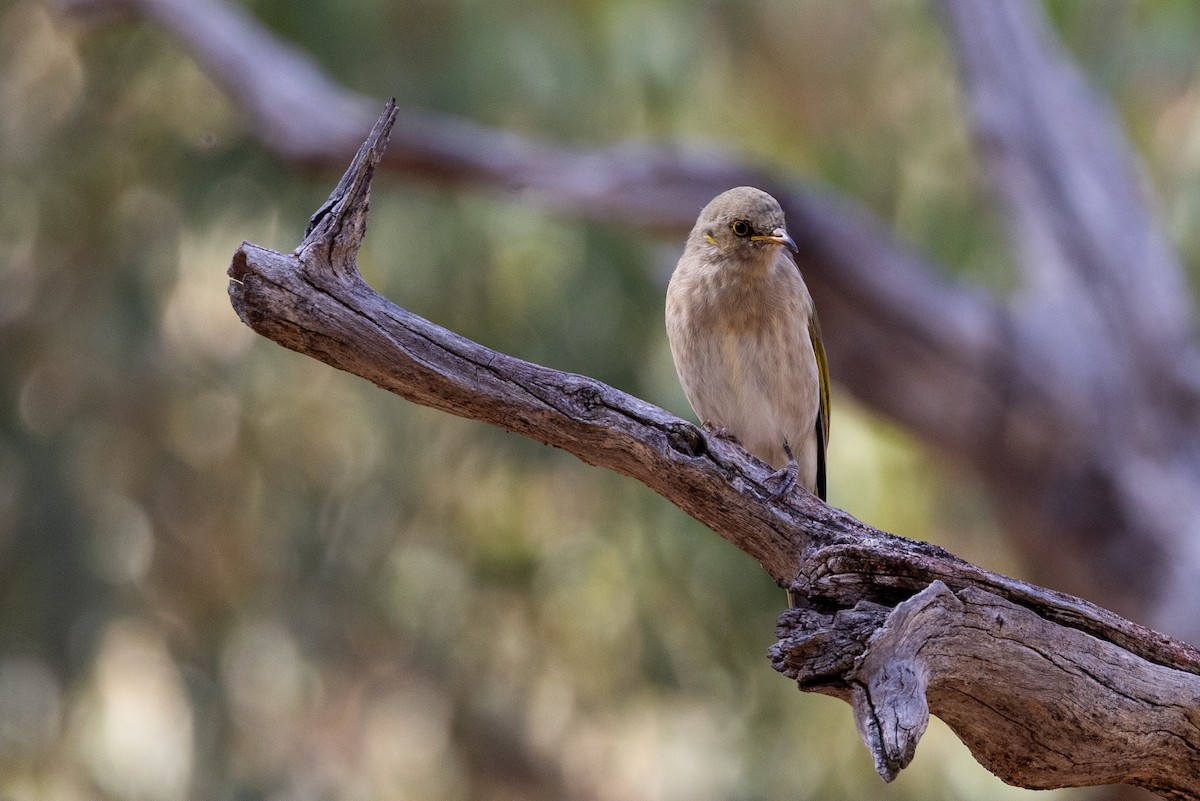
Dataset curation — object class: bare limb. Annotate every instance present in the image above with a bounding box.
[228,103,1200,798]
[939,0,1200,635]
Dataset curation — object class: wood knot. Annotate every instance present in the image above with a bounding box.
[563,380,604,415]
[666,422,706,458]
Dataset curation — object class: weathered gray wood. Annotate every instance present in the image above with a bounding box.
[228,103,1200,798]
[778,581,1200,794]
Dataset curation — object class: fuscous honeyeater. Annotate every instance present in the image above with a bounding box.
[666,186,829,502]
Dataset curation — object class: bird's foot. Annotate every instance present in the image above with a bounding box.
[766,461,798,501]
[766,441,799,501]
[701,420,740,445]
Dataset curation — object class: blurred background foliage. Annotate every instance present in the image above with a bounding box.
[2,0,1199,798]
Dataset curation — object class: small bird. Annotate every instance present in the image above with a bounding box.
[666,186,829,502]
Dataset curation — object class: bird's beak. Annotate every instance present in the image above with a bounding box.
[751,227,798,253]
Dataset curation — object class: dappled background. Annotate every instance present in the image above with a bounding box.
[4,0,1200,799]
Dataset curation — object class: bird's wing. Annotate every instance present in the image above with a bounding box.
[808,312,830,501]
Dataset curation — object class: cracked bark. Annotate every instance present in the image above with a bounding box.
[780,581,1200,796]
[228,101,1200,800]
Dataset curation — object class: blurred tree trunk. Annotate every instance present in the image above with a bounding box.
[66,0,1200,656]
[936,0,1200,643]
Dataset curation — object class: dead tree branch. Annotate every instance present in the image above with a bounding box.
[228,101,1200,799]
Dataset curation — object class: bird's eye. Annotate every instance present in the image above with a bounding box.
[731,220,751,237]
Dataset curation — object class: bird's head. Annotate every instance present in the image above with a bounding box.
[689,186,798,264]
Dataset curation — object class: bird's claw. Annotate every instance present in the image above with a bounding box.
[701,420,740,445]
[766,459,798,501]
